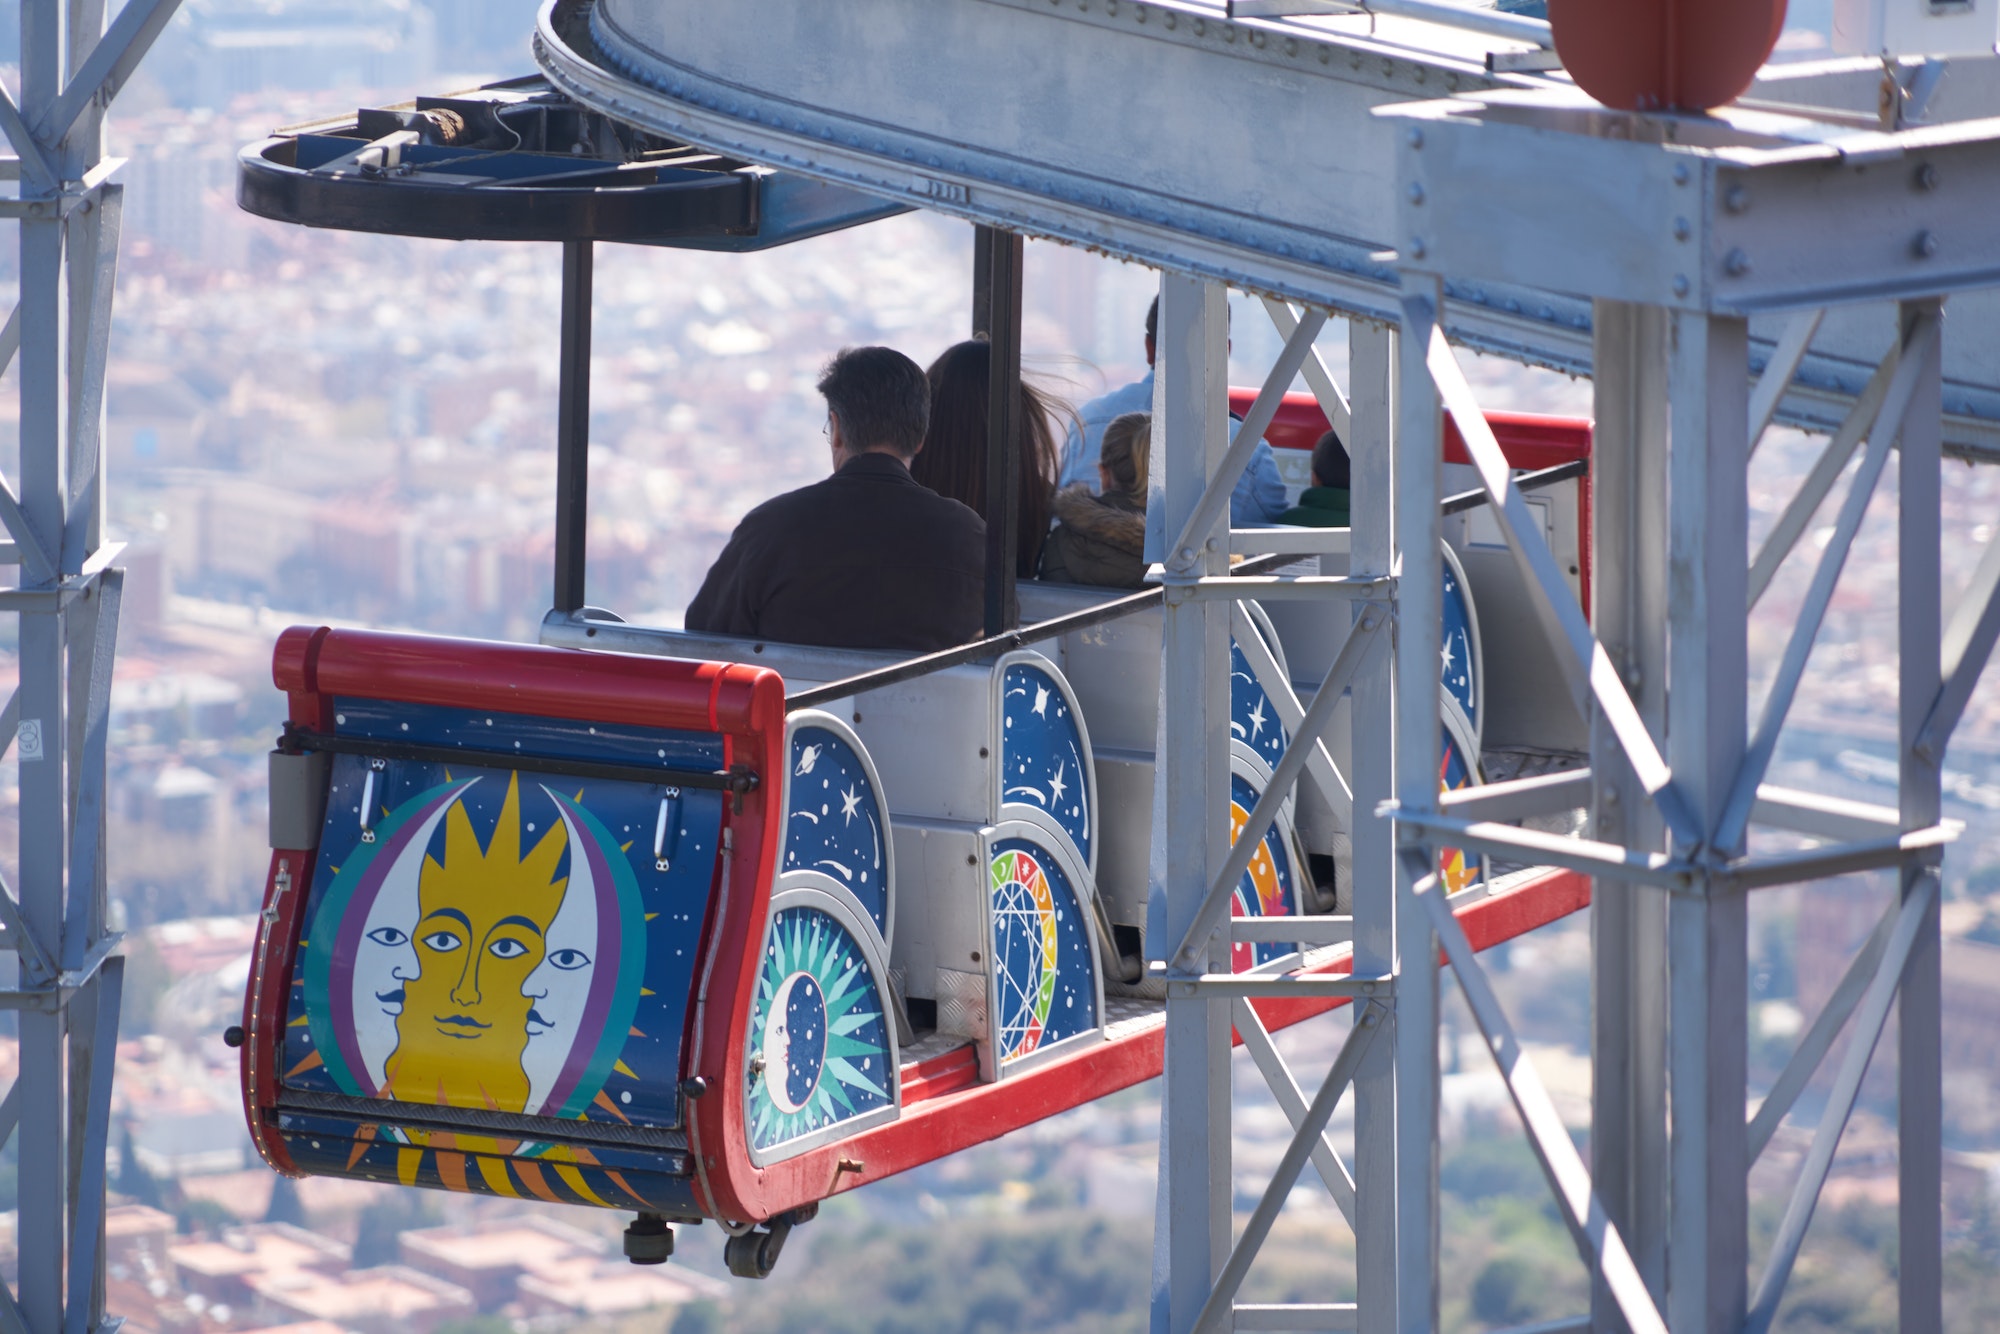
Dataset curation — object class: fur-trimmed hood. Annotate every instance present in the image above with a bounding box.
[1050,483,1146,554]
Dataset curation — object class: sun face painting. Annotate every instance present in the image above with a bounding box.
[303,770,645,1121]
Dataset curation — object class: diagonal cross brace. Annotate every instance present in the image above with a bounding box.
[1190,1001,1383,1334]
[0,304,21,382]
[1746,308,1824,461]
[1233,996,1358,1229]
[0,869,56,985]
[1716,311,1940,852]
[1917,515,2000,762]
[1422,876,1667,1334]
[1166,306,1328,574]
[1171,608,1385,969]
[1747,896,1897,1164]
[0,82,56,193]
[1744,876,1937,1334]
[1230,601,1354,828]
[31,0,184,152]
[1262,297,1352,441]
[1749,338,1898,611]
[1419,317,1699,851]
[0,469,57,584]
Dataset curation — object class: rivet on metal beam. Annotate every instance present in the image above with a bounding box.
[1725,248,1751,276]
[1725,184,1750,213]
[1915,162,1939,191]
[1913,230,1939,259]
[1673,275,1691,296]
[1673,216,1691,241]
[1407,128,1424,149]
[1408,183,1425,205]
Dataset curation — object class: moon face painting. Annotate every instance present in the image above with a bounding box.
[783,722,889,938]
[762,972,828,1115]
[1227,772,1301,971]
[987,837,1098,1066]
[1000,661,1093,867]
[1441,555,1479,738]
[745,902,895,1157]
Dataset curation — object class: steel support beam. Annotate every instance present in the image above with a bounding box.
[1664,311,1750,1334]
[1895,297,1945,1334]
[1154,273,1234,1334]
[980,226,1023,636]
[1346,316,1398,1334]
[1586,299,1670,1330]
[1393,283,1444,1334]
[552,238,593,615]
[5,0,155,1326]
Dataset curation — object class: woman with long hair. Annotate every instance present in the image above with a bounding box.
[911,339,1064,578]
[1039,411,1149,590]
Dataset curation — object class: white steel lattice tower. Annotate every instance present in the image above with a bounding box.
[5,0,179,1327]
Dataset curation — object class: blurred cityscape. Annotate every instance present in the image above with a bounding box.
[0,0,1998,1329]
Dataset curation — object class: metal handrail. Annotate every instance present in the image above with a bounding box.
[1228,0,1554,49]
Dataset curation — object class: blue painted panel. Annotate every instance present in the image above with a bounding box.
[333,696,724,771]
[1441,562,1478,735]
[1000,663,1092,866]
[1228,772,1301,970]
[1231,640,1289,772]
[744,904,895,1156]
[988,836,1099,1064]
[784,726,889,935]
[283,707,721,1145]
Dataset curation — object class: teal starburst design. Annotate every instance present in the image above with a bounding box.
[745,905,893,1153]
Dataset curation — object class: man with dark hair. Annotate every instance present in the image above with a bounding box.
[1058,295,1288,525]
[685,346,985,650]
[1275,428,1351,527]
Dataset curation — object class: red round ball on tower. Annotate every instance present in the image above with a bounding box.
[1547,0,1785,112]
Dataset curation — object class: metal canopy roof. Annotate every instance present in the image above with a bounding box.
[535,0,2000,454]
[237,75,907,247]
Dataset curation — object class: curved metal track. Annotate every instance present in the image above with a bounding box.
[536,0,2000,449]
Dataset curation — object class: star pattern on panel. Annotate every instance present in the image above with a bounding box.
[784,726,888,935]
[1000,664,1093,866]
[1230,640,1289,771]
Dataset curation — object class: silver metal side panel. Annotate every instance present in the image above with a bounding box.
[888,817,988,1001]
[541,0,2000,449]
[845,667,995,824]
[1092,748,1158,932]
[536,613,901,694]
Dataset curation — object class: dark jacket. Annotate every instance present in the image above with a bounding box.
[1039,484,1148,590]
[686,452,986,651]
[1276,485,1351,528]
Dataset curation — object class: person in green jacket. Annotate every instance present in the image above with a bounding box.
[1275,429,1351,528]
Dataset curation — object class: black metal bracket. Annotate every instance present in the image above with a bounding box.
[279,722,757,800]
